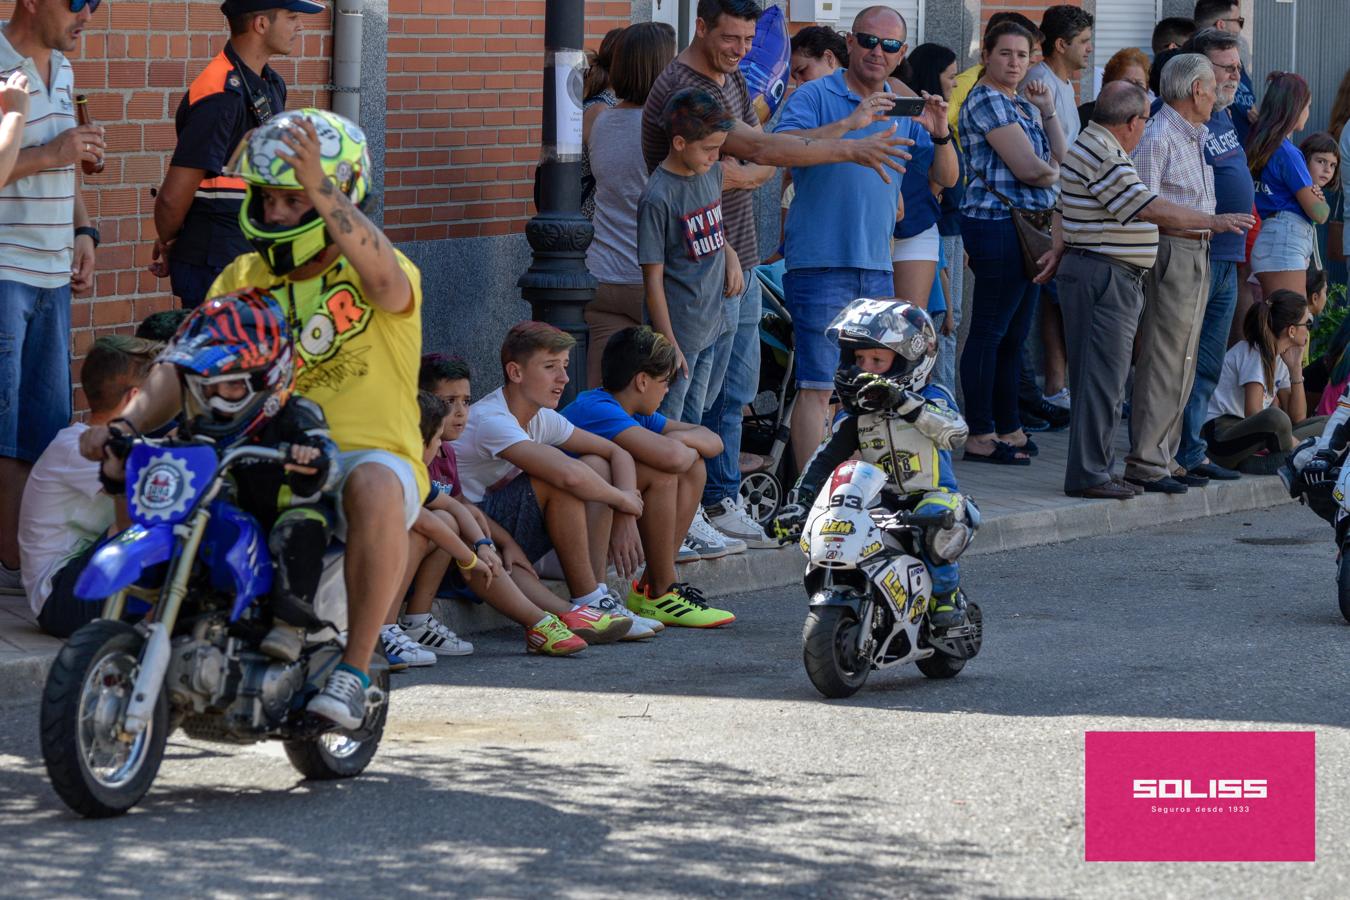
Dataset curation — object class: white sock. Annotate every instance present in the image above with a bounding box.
[534,615,552,628]
[571,586,608,607]
[402,613,430,627]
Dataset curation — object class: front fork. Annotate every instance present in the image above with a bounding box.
[121,508,212,736]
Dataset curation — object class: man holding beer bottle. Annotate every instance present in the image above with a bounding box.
[150,0,322,309]
[0,0,105,592]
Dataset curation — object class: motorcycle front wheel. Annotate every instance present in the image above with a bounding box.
[1338,554,1350,624]
[40,619,169,818]
[284,666,390,780]
[803,606,870,698]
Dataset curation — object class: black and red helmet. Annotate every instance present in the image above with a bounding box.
[160,289,295,447]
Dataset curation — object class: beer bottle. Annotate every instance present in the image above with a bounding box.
[74,94,103,175]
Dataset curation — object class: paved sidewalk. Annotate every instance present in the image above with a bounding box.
[0,427,1295,703]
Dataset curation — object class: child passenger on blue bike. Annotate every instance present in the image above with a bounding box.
[133,288,340,662]
[771,298,978,630]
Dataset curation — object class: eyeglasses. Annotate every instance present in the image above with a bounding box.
[854,32,906,54]
[70,0,102,12]
[1212,62,1241,76]
[1297,319,1315,329]
[1221,16,1245,29]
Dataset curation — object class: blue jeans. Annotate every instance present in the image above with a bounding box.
[701,268,761,506]
[659,339,721,424]
[783,266,894,389]
[0,280,71,462]
[1176,260,1239,471]
[958,216,1041,435]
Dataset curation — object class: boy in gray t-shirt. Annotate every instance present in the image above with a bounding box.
[637,87,743,423]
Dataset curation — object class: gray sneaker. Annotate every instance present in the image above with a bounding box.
[307,668,378,731]
[705,497,777,549]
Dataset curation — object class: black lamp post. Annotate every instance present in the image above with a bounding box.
[518,1,596,406]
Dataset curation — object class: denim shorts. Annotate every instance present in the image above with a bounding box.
[479,473,552,564]
[1250,211,1315,274]
[0,280,72,462]
[782,267,893,389]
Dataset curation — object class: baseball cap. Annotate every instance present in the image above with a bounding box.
[220,0,327,16]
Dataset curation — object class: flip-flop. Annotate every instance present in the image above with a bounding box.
[963,440,1031,466]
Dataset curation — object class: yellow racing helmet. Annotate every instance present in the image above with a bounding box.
[231,108,372,276]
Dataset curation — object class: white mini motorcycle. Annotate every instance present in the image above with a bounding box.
[796,460,982,698]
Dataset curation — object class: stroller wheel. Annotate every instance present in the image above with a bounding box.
[739,472,783,526]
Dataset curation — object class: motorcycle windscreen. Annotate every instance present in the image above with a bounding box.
[126,444,218,527]
[200,501,275,622]
[73,524,175,601]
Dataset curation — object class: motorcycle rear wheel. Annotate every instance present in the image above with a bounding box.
[803,606,870,698]
[40,619,169,818]
[284,667,390,780]
[1338,554,1350,624]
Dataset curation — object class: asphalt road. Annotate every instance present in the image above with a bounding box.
[1,504,1347,898]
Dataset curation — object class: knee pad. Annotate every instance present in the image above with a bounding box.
[917,492,975,564]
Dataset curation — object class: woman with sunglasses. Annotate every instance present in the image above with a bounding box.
[956,20,1065,466]
[1202,290,1327,473]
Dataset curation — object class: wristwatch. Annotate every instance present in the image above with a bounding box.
[75,225,100,247]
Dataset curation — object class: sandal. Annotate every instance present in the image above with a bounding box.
[1005,437,1039,457]
[963,440,1031,466]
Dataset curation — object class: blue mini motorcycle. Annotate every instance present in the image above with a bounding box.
[40,436,389,818]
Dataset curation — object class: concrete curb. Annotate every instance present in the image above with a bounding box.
[1,475,1295,704]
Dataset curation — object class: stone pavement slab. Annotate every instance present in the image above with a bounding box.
[0,427,1295,702]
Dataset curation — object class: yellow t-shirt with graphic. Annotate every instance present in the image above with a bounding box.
[208,249,429,499]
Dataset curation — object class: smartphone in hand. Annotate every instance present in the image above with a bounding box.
[885,96,928,117]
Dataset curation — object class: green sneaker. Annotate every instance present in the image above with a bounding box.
[627,581,735,628]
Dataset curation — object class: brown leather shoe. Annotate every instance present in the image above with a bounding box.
[1111,476,1145,495]
[1066,481,1136,500]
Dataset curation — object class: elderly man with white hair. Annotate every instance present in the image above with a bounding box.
[1123,53,1254,494]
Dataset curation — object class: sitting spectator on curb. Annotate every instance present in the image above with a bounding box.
[381,392,602,665]
[452,322,664,640]
[562,326,735,629]
[1204,290,1328,473]
[18,337,160,638]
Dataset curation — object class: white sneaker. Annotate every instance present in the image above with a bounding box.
[685,508,740,558]
[380,624,437,667]
[676,541,701,564]
[1045,388,1071,410]
[588,591,662,639]
[400,614,474,656]
[705,496,777,550]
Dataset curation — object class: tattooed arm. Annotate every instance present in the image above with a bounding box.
[277,119,413,314]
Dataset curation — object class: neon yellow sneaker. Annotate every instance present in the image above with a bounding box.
[525,615,587,656]
[626,581,735,628]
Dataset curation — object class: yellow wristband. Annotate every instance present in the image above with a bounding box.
[455,553,478,571]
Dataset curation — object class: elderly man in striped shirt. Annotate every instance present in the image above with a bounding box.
[1048,81,1251,501]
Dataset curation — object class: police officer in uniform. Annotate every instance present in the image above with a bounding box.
[150,0,324,309]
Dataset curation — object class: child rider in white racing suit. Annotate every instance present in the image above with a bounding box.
[771,298,978,630]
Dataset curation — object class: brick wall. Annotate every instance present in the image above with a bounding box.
[383,0,631,243]
[979,0,1084,27]
[0,1,332,408]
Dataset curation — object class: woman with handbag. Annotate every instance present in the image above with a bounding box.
[957,21,1065,465]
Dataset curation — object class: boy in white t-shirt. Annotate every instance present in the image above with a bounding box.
[18,336,161,637]
[453,322,663,638]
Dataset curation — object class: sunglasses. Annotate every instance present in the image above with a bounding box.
[1222,16,1246,29]
[70,0,102,12]
[854,32,906,54]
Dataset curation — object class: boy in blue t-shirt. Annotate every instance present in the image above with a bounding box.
[562,327,735,628]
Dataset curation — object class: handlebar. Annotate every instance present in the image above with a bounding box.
[218,443,289,469]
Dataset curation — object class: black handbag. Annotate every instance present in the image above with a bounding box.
[974,173,1054,280]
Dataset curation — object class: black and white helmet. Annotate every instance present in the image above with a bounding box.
[828,298,937,412]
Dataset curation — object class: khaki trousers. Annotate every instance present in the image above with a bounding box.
[583,282,646,390]
[1125,235,1210,482]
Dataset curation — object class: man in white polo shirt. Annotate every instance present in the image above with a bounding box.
[0,0,105,590]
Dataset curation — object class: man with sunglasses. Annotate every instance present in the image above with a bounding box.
[0,0,106,593]
[1172,27,1256,484]
[1053,82,1248,500]
[1194,0,1255,139]
[148,0,323,311]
